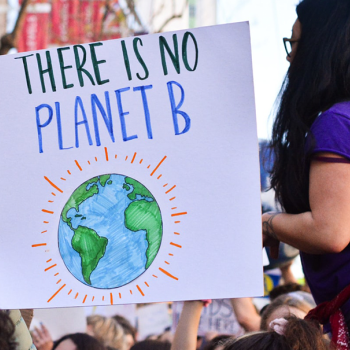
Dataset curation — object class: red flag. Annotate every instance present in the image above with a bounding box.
[50,0,79,45]
[78,0,122,43]
[20,0,123,49]
[17,0,50,52]
[78,0,104,43]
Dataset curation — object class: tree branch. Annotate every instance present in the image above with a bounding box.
[150,0,166,23]
[0,0,32,55]
[100,0,112,39]
[124,0,143,28]
[156,0,188,33]
[156,14,183,33]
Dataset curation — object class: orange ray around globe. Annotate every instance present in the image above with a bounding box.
[47,284,66,303]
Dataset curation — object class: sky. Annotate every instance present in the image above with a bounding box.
[216,0,305,280]
[6,0,18,31]
[217,0,299,140]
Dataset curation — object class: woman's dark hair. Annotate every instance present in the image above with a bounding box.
[260,294,312,330]
[202,335,233,350]
[53,333,106,350]
[0,312,16,350]
[223,317,329,350]
[269,282,304,300]
[270,0,350,213]
[130,340,171,350]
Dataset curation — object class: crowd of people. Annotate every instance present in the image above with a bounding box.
[0,279,336,350]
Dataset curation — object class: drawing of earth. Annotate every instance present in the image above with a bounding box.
[58,174,162,289]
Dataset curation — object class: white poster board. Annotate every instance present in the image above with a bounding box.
[137,303,172,340]
[0,22,263,309]
[31,308,87,341]
[172,300,244,337]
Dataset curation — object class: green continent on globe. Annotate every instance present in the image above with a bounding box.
[61,175,110,285]
[124,199,162,269]
[125,177,154,200]
[99,175,111,187]
[62,175,111,228]
[62,177,98,229]
[71,225,108,285]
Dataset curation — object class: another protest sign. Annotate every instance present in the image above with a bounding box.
[172,300,244,337]
[0,22,263,308]
[31,307,87,341]
[137,303,172,340]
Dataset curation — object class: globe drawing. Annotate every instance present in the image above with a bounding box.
[58,174,163,289]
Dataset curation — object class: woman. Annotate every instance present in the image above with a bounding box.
[222,317,328,350]
[260,294,312,330]
[86,315,127,350]
[0,311,16,350]
[130,340,171,350]
[53,333,106,350]
[263,0,350,336]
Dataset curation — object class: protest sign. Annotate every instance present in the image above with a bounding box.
[137,303,172,340]
[172,300,244,337]
[31,307,87,341]
[0,22,263,309]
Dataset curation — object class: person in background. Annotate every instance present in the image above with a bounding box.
[52,333,106,350]
[130,340,171,350]
[0,311,17,350]
[202,335,232,350]
[171,300,324,350]
[112,315,136,350]
[222,316,328,350]
[157,329,174,344]
[32,323,52,350]
[230,298,260,332]
[171,301,233,350]
[7,309,36,350]
[268,283,308,301]
[87,315,127,350]
[260,294,312,331]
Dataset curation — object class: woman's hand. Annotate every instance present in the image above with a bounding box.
[260,153,350,255]
[262,212,281,259]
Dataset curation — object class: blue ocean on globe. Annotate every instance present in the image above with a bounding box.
[58,174,149,289]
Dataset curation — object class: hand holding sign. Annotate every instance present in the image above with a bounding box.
[262,212,281,259]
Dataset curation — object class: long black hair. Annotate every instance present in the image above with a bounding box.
[0,312,16,350]
[53,333,106,350]
[130,340,171,350]
[270,0,350,213]
[223,317,328,350]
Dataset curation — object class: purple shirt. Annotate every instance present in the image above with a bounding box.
[302,101,350,319]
